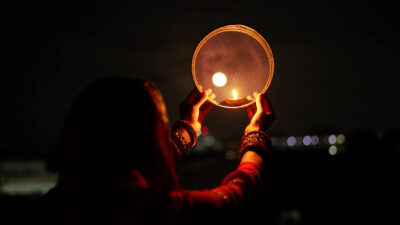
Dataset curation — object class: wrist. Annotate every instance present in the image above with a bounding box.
[173,120,197,148]
[182,120,200,134]
[245,124,260,134]
[170,120,198,162]
[240,151,263,166]
[238,131,271,160]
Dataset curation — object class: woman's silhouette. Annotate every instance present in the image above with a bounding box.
[37,76,274,225]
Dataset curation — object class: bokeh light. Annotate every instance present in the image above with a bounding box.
[203,136,215,147]
[311,135,319,145]
[328,145,338,155]
[328,134,337,145]
[201,126,209,136]
[212,72,227,87]
[303,136,312,146]
[337,134,345,144]
[287,136,296,147]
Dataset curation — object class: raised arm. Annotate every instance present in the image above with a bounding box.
[170,88,214,161]
[170,94,275,211]
[239,93,275,166]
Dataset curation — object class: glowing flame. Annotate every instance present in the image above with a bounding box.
[232,89,238,100]
[212,72,227,87]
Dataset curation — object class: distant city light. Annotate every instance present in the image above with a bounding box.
[201,126,209,136]
[203,136,215,146]
[287,136,296,147]
[273,133,345,150]
[280,210,302,224]
[225,150,236,160]
[303,136,312,146]
[328,145,338,155]
[337,134,345,144]
[311,135,319,145]
[195,141,206,151]
[328,134,337,145]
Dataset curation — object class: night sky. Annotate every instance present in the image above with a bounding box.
[1,0,399,155]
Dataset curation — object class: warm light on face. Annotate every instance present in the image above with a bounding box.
[212,72,227,87]
[232,89,238,100]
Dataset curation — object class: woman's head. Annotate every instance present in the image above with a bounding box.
[56,77,178,191]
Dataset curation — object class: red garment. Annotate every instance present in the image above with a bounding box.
[38,162,262,225]
[170,162,261,211]
[37,77,265,225]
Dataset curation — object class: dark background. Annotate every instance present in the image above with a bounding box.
[1,0,399,155]
[1,0,399,224]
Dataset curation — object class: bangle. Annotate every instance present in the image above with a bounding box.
[173,120,197,148]
[238,131,272,160]
[170,120,198,161]
[169,134,183,161]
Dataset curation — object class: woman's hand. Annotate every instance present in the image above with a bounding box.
[245,93,275,134]
[179,88,214,134]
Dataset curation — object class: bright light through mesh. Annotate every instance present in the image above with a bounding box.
[212,72,227,87]
[192,25,274,108]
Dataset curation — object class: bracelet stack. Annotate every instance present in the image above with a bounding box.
[170,120,197,161]
[238,131,272,160]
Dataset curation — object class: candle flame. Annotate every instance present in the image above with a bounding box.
[232,89,238,100]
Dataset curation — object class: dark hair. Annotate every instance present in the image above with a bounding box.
[55,77,179,192]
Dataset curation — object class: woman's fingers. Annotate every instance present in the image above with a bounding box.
[185,88,210,105]
[184,88,200,104]
[209,93,216,100]
[261,94,274,116]
[255,93,263,114]
[245,93,275,133]
[199,101,214,123]
[200,100,214,115]
[246,103,256,120]
[194,89,212,108]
